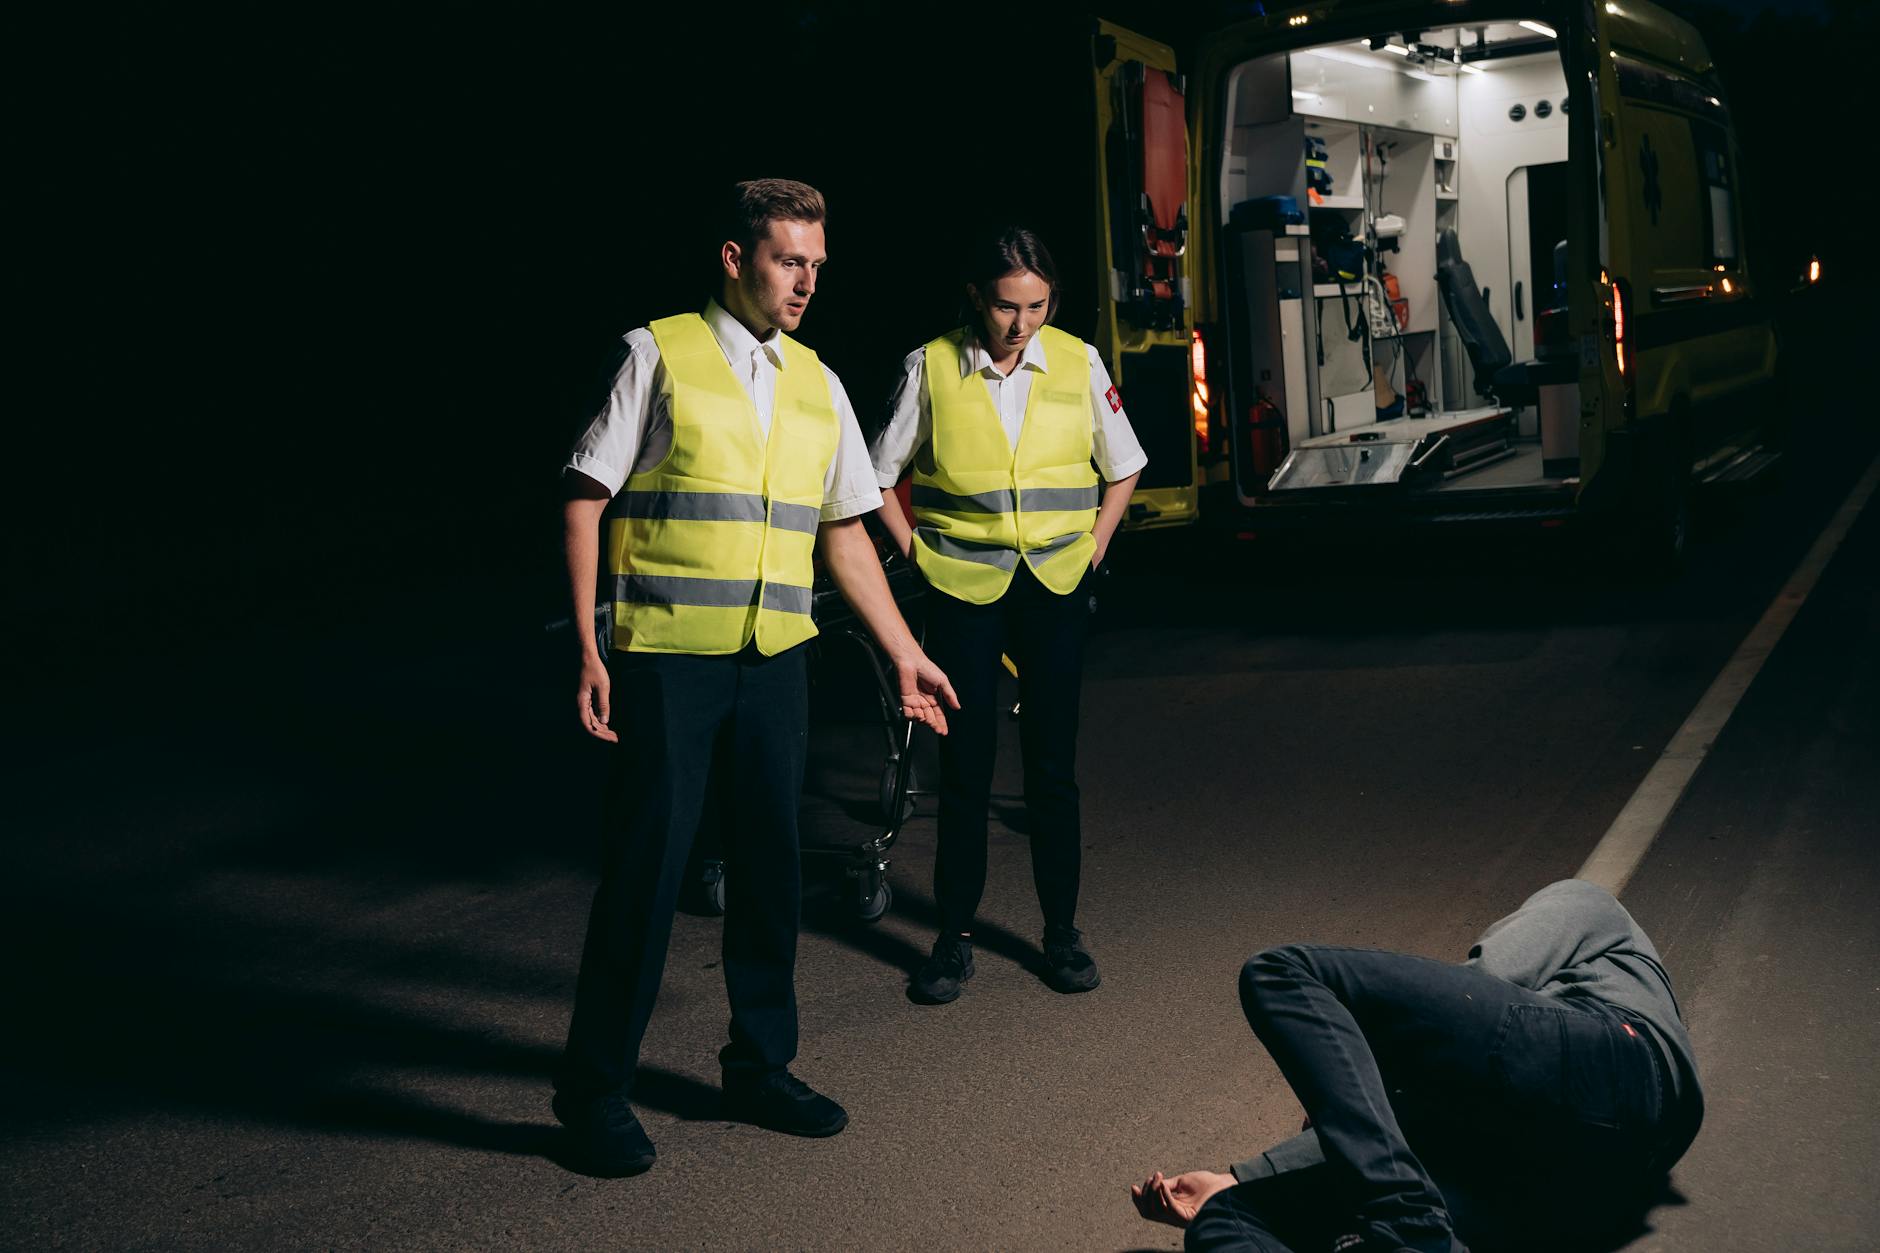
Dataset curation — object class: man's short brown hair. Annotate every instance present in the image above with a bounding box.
[722,178,826,250]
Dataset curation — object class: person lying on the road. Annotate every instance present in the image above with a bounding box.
[1130,879,1704,1253]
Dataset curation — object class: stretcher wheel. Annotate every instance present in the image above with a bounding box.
[700,859,726,917]
[855,872,891,923]
[879,759,916,823]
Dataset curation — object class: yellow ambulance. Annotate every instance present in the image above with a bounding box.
[1091,1,1792,569]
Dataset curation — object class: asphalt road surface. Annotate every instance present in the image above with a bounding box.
[6,360,1875,1248]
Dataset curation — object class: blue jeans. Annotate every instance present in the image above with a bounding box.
[1188,945,1676,1253]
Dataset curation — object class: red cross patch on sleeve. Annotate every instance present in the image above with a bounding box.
[1104,385,1122,413]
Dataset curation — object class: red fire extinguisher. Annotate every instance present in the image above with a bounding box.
[1241,394,1286,491]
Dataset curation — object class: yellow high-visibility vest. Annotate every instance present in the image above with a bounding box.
[607,313,837,655]
[910,325,1099,603]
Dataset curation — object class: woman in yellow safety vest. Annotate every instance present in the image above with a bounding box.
[871,226,1145,1004]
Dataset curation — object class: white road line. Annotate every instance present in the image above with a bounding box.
[1578,454,1880,895]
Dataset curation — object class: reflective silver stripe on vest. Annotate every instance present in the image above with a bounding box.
[1018,485,1100,513]
[1027,530,1086,560]
[615,573,756,608]
[768,501,821,535]
[616,574,814,615]
[917,528,1021,570]
[761,582,814,615]
[912,484,1016,514]
[616,490,766,523]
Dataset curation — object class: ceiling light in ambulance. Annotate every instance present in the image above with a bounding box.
[1307,48,1396,72]
[1519,20,1558,39]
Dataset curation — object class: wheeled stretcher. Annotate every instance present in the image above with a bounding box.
[681,549,927,924]
[549,542,930,924]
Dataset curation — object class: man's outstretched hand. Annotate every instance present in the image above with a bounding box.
[576,655,618,743]
[893,649,959,736]
[1129,1169,1236,1229]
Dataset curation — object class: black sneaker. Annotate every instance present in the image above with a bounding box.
[910,934,975,1004]
[552,1091,656,1177]
[1042,925,1100,993]
[720,1069,848,1137]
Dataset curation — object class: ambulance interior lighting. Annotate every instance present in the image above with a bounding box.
[1307,47,1397,72]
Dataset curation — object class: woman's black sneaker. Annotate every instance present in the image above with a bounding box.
[551,1091,657,1177]
[910,934,975,1004]
[1042,926,1100,993]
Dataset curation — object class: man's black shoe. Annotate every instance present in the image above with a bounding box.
[1042,925,1100,993]
[910,933,975,1004]
[552,1091,656,1178]
[720,1070,848,1137]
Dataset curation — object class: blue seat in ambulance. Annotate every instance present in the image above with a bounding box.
[1436,227,1573,406]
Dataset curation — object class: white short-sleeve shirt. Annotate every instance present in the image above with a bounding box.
[869,330,1149,489]
[565,301,884,522]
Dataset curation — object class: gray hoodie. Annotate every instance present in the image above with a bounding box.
[1464,878,1699,1113]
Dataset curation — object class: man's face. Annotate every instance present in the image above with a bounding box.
[724,218,826,335]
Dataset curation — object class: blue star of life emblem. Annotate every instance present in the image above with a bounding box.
[1639,134,1662,226]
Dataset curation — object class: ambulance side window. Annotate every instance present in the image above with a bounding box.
[1691,121,1738,265]
[1627,106,1708,278]
[1614,54,1732,281]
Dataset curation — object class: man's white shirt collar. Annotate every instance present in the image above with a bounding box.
[705,299,788,370]
[962,329,1050,380]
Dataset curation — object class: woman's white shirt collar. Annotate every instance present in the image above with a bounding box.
[962,330,1051,380]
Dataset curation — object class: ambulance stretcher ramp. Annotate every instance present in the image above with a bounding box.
[1266,406,1515,492]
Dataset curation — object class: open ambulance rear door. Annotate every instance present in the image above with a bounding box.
[1091,21,1201,530]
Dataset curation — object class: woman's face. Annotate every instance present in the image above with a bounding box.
[972,269,1053,360]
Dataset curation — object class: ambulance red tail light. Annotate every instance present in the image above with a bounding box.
[1610,278,1637,418]
[1191,328,1211,453]
[1612,280,1629,379]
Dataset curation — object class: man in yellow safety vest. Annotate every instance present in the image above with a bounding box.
[551,179,956,1178]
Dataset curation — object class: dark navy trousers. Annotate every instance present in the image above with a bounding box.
[923,562,1092,938]
[555,644,808,1102]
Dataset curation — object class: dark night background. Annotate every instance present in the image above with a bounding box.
[7,7,1878,1244]
[12,0,1866,713]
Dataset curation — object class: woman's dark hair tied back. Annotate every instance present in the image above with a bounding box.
[963,225,1060,330]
